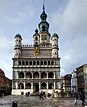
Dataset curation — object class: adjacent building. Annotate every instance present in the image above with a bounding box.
[71,70,77,93]
[0,69,12,96]
[12,5,61,95]
[61,74,72,97]
[76,64,87,94]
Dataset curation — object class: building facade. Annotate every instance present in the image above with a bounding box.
[61,74,72,97]
[71,70,77,93]
[76,64,87,94]
[0,69,12,96]
[12,5,61,95]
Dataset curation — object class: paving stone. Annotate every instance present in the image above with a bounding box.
[0,95,86,107]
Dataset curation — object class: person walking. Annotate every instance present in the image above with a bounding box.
[80,90,85,106]
[74,92,78,105]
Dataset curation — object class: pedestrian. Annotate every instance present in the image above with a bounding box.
[80,90,85,106]
[39,91,43,100]
[74,92,78,105]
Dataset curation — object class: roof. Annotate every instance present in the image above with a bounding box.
[0,69,5,76]
[14,34,22,40]
[51,33,58,39]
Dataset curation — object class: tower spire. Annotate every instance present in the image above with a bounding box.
[43,0,45,12]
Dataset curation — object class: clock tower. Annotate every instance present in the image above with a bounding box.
[38,4,50,45]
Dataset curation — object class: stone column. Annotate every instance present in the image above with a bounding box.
[39,82,41,91]
[24,81,25,89]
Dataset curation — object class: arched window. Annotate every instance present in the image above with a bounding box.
[48,61,50,65]
[22,61,25,65]
[26,61,28,65]
[33,61,36,65]
[41,72,47,78]
[48,72,54,78]
[30,61,32,65]
[18,83,24,89]
[25,83,31,89]
[41,61,43,65]
[48,83,54,89]
[19,72,24,78]
[19,61,21,65]
[51,61,54,65]
[26,72,32,78]
[37,61,39,65]
[35,36,38,41]
[41,83,47,89]
[42,26,45,31]
[44,61,47,65]
[33,72,39,78]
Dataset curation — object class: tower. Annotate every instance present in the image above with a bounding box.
[51,33,59,58]
[33,29,40,56]
[12,4,61,96]
[38,4,50,44]
[14,34,22,58]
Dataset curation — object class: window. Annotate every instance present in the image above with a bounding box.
[33,61,36,65]
[26,61,28,65]
[42,26,45,31]
[30,61,32,65]
[22,61,25,65]
[41,61,43,65]
[37,61,39,65]
[42,35,47,40]
[35,37,38,41]
[44,61,47,65]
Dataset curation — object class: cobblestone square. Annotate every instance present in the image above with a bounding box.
[0,95,87,107]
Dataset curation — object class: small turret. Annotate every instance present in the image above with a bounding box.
[33,29,40,56]
[14,34,22,58]
[33,29,40,45]
[51,33,59,58]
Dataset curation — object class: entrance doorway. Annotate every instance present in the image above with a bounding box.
[33,83,39,92]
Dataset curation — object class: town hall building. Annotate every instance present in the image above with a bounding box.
[12,5,61,95]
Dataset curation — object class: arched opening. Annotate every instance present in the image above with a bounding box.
[37,61,39,65]
[19,72,24,78]
[18,83,24,89]
[26,61,28,65]
[33,83,39,92]
[48,83,54,89]
[41,83,47,89]
[48,61,50,65]
[41,72,47,78]
[48,72,54,78]
[25,83,31,89]
[42,26,45,31]
[51,61,54,65]
[30,61,32,65]
[35,36,38,41]
[41,61,43,65]
[22,61,25,65]
[19,61,21,65]
[33,61,36,65]
[44,61,47,65]
[26,72,32,78]
[33,72,39,78]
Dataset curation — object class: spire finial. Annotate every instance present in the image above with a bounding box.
[43,0,45,11]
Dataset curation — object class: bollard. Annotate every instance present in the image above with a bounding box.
[12,101,18,107]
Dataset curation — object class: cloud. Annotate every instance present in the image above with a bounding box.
[50,0,87,75]
[0,35,13,79]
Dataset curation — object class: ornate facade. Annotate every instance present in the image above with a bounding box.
[12,5,61,95]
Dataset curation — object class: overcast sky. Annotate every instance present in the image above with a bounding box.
[0,0,87,79]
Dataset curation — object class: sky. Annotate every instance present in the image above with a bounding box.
[0,0,87,79]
